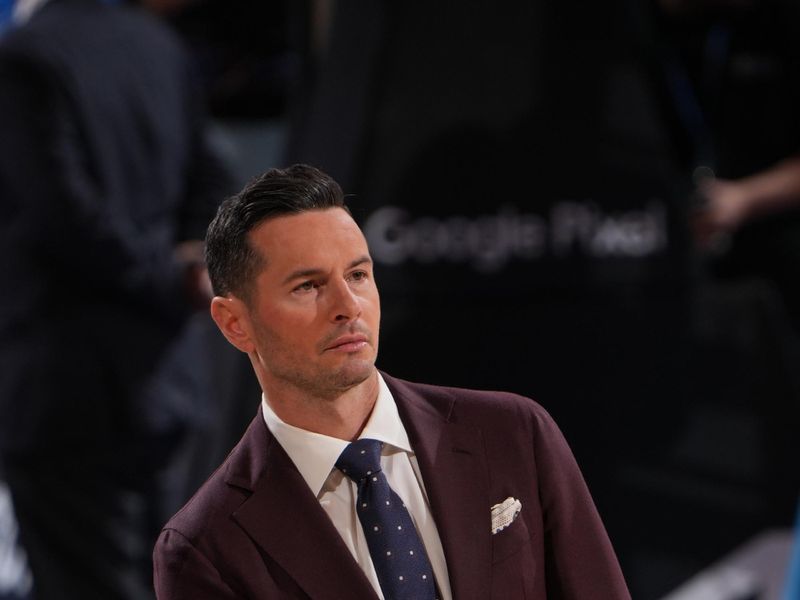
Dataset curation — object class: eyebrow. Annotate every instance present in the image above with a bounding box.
[281,255,372,286]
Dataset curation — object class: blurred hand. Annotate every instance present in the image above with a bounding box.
[691,178,752,250]
[174,240,213,310]
[691,156,800,252]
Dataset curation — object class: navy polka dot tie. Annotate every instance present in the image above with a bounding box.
[336,439,436,600]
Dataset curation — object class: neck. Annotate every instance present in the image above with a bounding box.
[260,369,380,441]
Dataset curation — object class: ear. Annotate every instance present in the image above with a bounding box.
[210,295,256,353]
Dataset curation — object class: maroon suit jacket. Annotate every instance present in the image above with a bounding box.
[153,373,630,599]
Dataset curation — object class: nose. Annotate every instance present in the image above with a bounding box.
[329,279,362,323]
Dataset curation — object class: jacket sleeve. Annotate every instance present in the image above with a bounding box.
[154,528,242,600]
[530,405,631,600]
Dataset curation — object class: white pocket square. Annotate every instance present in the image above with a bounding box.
[491,496,522,534]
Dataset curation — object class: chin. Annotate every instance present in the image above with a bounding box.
[333,360,375,389]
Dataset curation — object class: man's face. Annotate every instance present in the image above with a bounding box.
[242,208,380,398]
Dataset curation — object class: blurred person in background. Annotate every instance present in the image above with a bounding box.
[0,0,233,597]
[656,0,800,329]
[0,475,32,600]
[0,7,34,600]
[653,0,800,539]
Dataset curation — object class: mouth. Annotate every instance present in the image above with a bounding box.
[324,333,369,353]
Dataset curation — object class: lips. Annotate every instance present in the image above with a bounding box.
[324,333,369,353]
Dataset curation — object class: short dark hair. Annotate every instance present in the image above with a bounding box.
[205,164,347,300]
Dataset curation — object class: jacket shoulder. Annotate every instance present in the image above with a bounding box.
[161,416,266,544]
[162,452,247,545]
[382,371,553,425]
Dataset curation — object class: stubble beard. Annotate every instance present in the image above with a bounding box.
[270,355,376,401]
[255,322,379,401]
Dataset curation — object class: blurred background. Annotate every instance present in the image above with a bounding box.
[2,0,800,598]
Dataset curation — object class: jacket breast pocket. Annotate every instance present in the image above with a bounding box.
[491,513,532,564]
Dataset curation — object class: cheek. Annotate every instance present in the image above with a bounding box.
[258,304,326,348]
[364,305,381,339]
[371,299,381,324]
[260,299,317,327]
[371,290,381,321]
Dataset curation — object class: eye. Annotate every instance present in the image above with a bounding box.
[348,270,369,282]
[293,280,317,294]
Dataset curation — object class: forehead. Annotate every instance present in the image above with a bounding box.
[248,208,369,270]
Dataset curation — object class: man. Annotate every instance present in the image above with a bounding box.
[0,0,232,598]
[154,164,630,599]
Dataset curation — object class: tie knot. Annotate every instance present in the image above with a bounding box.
[336,438,383,481]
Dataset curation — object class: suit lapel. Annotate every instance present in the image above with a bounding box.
[228,415,378,600]
[384,374,493,600]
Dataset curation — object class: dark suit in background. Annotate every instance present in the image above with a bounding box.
[154,373,629,600]
[0,0,232,597]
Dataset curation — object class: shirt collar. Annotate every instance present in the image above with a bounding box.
[261,372,412,497]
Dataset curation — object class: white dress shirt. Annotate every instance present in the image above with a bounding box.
[261,373,453,600]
